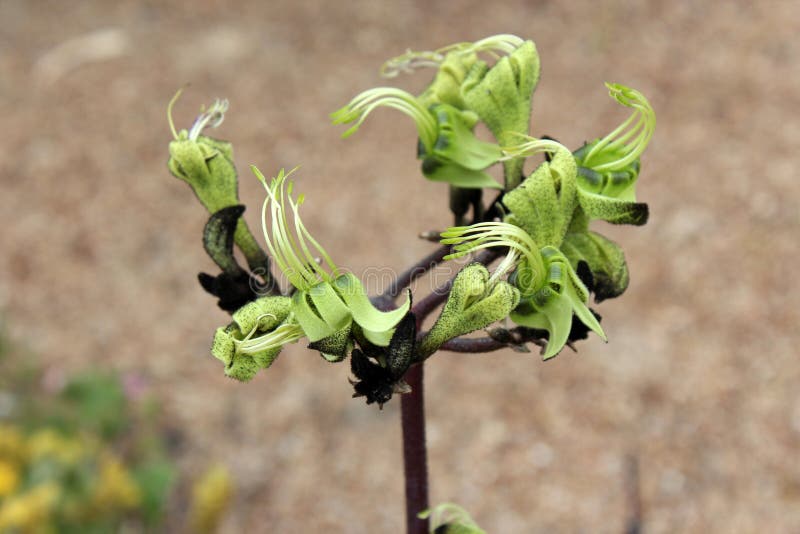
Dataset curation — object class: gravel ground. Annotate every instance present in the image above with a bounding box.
[1,1,799,532]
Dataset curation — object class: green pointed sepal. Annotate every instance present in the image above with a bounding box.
[510,247,605,359]
[418,104,503,190]
[462,40,540,188]
[560,231,630,302]
[503,147,578,247]
[418,263,520,358]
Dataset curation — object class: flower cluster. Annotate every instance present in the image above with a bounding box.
[169,33,655,400]
[441,80,655,358]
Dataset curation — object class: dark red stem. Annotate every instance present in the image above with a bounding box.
[401,363,429,534]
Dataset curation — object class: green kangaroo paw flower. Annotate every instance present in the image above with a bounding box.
[167,92,268,273]
[211,296,301,381]
[462,40,540,189]
[419,263,520,358]
[578,83,655,174]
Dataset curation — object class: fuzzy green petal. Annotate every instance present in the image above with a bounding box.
[576,188,649,225]
[462,40,540,188]
[232,296,292,334]
[332,273,411,347]
[421,159,502,189]
[428,105,503,171]
[292,290,340,343]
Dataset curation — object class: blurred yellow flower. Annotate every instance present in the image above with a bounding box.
[26,429,87,466]
[0,482,59,532]
[189,464,233,534]
[90,455,141,512]
[0,460,21,498]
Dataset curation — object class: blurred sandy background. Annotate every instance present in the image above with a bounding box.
[1,1,799,532]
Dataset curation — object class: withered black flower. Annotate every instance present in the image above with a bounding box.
[197,205,264,312]
[350,313,416,408]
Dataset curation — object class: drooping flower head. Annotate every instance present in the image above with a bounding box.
[576,83,655,173]
[440,220,605,359]
[332,89,503,189]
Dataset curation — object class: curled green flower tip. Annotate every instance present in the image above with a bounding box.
[252,166,339,292]
[330,87,437,149]
[419,502,486,534]
[580,83,655,173]
[441,221,545,286]
[379,34,524,78]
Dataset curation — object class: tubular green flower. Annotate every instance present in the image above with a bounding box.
[578,83,655,173]
[167,90,269,272]
[332,92,503,189]
[440,222,606,359]
[250,167,410,348]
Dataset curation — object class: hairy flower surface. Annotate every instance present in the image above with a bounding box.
[211,168,412,381]
[441,221,605,359]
